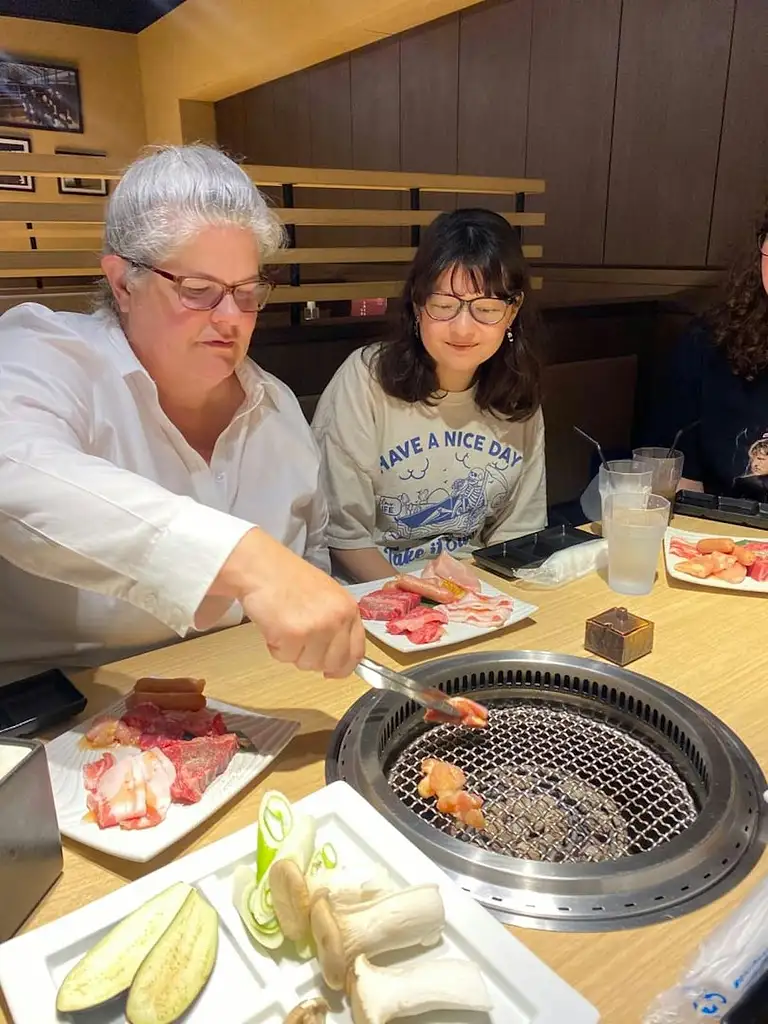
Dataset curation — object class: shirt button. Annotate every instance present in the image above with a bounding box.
[215,472,225,482]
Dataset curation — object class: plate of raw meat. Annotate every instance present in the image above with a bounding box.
[45,685,299,862]
[349,553,538,651]
[664,528,768,593]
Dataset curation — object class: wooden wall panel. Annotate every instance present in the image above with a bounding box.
[271,73,312,167]
[708,0,768,265]
[400,15,460,195]
[604,0,734,266]
[302,57,355,248]
[526,0,621,264]
[457,0,530,177]
[240,83,277,165]
[214,92,247,162]
[351,37,404,244]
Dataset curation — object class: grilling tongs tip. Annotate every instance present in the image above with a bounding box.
[355,657,464,724]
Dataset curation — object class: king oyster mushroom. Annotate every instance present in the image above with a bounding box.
[347,954,493,1024]
[271,860,394,951]
[310,884,445,991]
[283,996,330,1023]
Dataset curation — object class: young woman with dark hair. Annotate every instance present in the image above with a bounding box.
[647,200,768,498]
[312,208,547,583]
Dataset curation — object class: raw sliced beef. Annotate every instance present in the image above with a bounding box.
[159,734,240,803]
[386,605,448,644]
[358,589,421,620]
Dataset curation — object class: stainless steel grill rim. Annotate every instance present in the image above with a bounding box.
[327,651,766,932]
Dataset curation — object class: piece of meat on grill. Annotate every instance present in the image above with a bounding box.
[418,757,485,830]
[424,695,489,729]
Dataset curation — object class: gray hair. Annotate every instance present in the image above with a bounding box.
[96,144,285,316]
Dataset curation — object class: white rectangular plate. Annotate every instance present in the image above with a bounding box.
[664,527,768,594]
[45,698,299,862]
[0,781,599,1024]
[349,578,538,652]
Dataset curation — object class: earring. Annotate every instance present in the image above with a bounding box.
[506,325,515,344]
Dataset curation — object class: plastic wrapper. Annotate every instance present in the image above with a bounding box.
[513,537,607,588]
[644,871,768,1022]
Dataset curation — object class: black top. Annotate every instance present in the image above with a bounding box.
[647,321,768,499]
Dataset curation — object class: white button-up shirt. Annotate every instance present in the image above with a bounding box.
[0,302,329,682]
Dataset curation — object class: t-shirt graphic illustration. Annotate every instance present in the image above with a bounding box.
[376,427,520,566]
[733,429,768,498]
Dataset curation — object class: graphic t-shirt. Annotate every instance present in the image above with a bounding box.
[312,348,547,569]
[646,321,768,499]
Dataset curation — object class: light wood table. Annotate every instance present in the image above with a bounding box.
[3,517,768,1024]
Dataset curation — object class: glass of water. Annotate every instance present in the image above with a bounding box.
[604,493,671,595]
[598,460,653,526]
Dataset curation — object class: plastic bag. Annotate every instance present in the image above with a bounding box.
[512,537,607,588]
[644,871,768,1022]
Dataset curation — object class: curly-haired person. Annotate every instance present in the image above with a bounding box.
[646,200,768,499]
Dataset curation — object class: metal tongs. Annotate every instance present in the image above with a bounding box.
[356,657,463,722]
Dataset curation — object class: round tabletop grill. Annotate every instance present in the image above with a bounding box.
[326,651,766,932]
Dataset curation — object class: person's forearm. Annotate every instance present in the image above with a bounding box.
[331,546,394,583]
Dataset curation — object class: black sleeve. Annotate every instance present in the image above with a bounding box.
[643,321,710,482]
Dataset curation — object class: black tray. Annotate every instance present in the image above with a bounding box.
[674,490,768,532]
[472,525,597,581]
[0,669,87,737]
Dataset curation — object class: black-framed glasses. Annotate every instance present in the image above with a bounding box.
[422,291,523,326]
[125,260,273,312]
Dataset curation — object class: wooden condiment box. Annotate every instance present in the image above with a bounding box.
[584,607,654,666]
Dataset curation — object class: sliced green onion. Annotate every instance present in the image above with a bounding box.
[256,790,294,881]
[308,842,338,875]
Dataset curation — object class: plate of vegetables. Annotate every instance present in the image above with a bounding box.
[664,528,768,592]
[0,782,598,1024]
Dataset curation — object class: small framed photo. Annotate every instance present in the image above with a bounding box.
[0,135,34,192]
[58,176,108,197]
[0,57,82,133]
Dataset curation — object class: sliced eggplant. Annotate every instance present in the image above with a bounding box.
[126,887,218,1024]
[56,882,192,1014]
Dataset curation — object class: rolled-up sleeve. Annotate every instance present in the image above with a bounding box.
[0,313,253,636]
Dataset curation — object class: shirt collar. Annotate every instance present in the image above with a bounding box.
[99,313,282,412]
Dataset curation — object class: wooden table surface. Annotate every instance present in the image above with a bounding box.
[3,516,768,1024]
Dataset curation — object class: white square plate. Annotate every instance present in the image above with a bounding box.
[0,781,600,1024]
[349,577,538,652]
[664,527,768,594]
[45,698,299,862]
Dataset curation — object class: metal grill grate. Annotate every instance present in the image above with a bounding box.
[386,701,698,863]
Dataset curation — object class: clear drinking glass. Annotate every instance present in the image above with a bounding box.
[633,447,684,511]
[598,460,654,525]
[604,493,671,596]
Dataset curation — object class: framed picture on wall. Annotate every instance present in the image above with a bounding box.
[0,57,83,133]
[57,176,108,197]
[0,135,35,192]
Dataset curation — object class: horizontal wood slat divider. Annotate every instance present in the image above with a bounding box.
[542,266,722,286]
[267,243,543,263]
[0,204,545,230]
[271,278,543,302]
[0,153,545,196]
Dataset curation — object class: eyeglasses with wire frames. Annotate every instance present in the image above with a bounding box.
[421,291,523,326]
[123,260,273,313]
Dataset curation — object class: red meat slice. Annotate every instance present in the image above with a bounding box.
[358,589,421,621]
[386,605,448,634]
[121,703,227,748]
[83,752,116,792]
[159,734,240,803]
[407,620,445,644]
[748,558,768,582]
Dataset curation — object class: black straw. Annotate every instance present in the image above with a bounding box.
[573,425,608,468]
[667,419,701,458]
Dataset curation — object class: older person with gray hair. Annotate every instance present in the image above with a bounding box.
[0,143,364,684]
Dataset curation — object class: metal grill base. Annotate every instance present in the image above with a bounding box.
[326,652,766,932]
